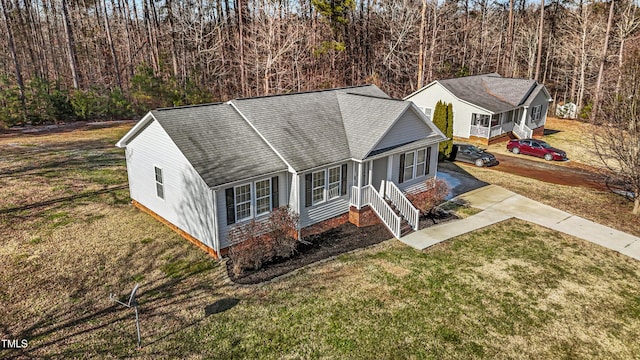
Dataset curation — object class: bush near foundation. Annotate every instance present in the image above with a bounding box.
[407,178,449,217]
[228,207,299,276]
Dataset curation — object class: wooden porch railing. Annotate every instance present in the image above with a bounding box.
[350,185,402,238]
[384,180,419,231]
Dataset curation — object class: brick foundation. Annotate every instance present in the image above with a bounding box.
[132,200,221,259]
[348,205,381,227]
[300,213,349,238]
[532,126,545,138]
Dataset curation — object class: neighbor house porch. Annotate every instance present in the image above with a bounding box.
[468,106,546,144]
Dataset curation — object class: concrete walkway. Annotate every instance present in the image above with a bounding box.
[400,185,640,261]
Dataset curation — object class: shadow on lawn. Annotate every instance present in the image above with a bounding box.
[0,242,230,358]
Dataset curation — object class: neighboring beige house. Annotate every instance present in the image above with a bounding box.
[116,85,446,258]
[405,73,552,144]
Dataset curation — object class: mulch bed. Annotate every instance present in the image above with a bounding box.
[227,210,457,285]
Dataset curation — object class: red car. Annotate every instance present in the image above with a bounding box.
[506,139,568,161]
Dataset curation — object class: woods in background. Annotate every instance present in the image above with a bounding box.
[0,0,638,127]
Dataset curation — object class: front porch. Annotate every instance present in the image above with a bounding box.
[346,146,437,238]
[469,107,545,144]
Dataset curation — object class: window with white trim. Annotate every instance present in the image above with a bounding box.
[403,148,429,182]
[416,149,426,177]
[234,184,252,222]
[154,166,164,199]
[403,151,415,182]
[328,166,341,200]
[532,105,542,122]
[423,107,433,121]
[312,170,326,205]
[255,179,271,217]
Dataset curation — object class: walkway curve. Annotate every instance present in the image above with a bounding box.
[400,185,640,261]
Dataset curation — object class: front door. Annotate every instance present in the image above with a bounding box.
[371,157,388,192]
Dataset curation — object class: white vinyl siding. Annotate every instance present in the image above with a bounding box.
[312,170,326,205]
[154,166,164,199]
[373,108,432,151]
[124,118,217,252]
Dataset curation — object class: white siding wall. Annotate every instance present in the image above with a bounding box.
[125,120,217,250]
[299,162,353,228]
[407,83,491,139]
[373,108,432,151]
[216,171,289,249]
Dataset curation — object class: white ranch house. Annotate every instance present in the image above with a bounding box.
[116,85,446,258]
[405,73,552,144]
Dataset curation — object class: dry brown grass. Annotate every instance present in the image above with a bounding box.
[1,123,640,359]
[484,117,603,171]
[462,165,640,237]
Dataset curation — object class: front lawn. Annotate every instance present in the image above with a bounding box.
[1,123,639,359]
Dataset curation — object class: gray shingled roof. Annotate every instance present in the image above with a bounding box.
[151,104,287,187]
[338,93,410,159]
[439,73,538,113]
[121,85,440,187]
[231,85,390,171]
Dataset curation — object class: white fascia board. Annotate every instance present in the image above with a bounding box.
[115,112,154,148]
[364,136,445,162]
[210,169,289,191]
[403,80,439,100]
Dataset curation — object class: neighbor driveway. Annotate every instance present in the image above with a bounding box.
[401,185,640,261]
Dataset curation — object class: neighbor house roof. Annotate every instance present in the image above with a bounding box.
[117,85,445,188]
[434,73,548,113]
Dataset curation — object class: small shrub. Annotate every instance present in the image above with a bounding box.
[407,178,449,217]
[268,207,300,259]
[228,206,300,277]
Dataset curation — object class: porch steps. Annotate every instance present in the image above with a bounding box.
[386,199,414,237]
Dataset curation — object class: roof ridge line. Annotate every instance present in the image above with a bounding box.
[226,100,294,172]
[234,85,373,101]
[155,101,224,111]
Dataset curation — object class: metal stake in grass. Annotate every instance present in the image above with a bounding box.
[109,284,141,348]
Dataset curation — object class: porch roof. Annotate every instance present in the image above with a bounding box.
[365,136,440,158]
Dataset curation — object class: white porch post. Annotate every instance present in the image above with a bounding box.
[386,154,393,181]
[357,162,363,188]
[520,106,528,130]
[368,160,373,186]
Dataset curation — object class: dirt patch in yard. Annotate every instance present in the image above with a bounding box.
[228,211,457,285]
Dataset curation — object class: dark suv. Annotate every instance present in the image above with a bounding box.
[452,144,499,167]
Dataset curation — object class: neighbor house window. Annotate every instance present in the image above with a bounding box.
[532,105,542,122]
[328,166,341,200]
[234,184,252,222]
[400,147,430,183]
[154,166,164,199]
[491,114,499,127]
[312,170,326,205]
[255,179,271,217]
[472,113,490,127]
[423,107,433,121]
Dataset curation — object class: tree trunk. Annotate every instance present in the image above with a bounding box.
[592,0,615,122]
[61,0,81,89]
[417,0,427,89]
[1,0,25,110]
[505,0,514,76]
[534,0,544,81]
[102,0,122,90]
